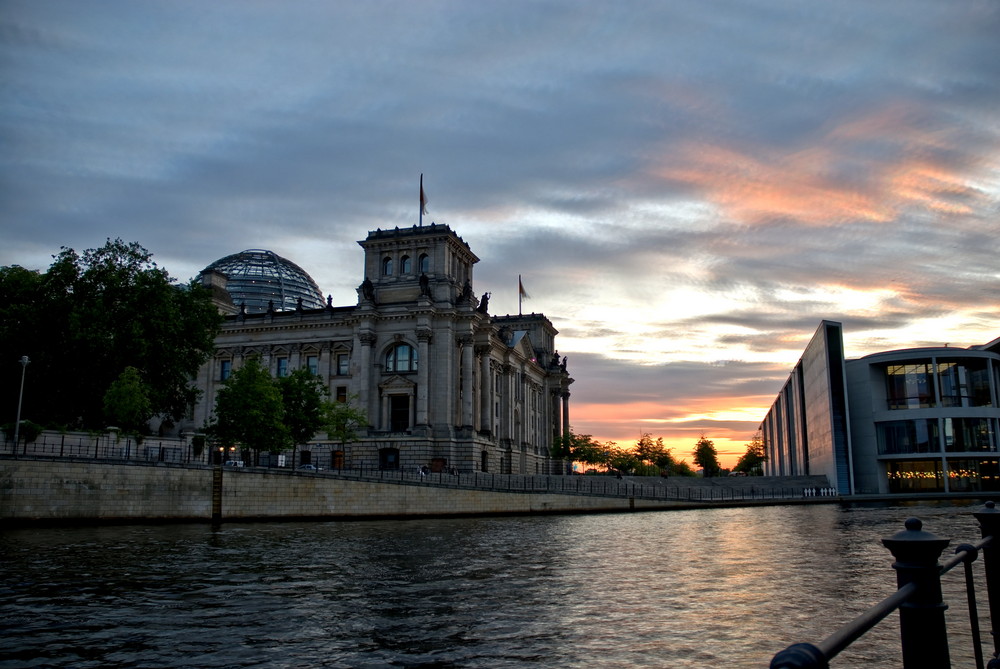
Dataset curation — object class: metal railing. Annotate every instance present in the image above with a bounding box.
[771,502,1000,669]
[3,433,833,503]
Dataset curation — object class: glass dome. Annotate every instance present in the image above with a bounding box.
[203,249,325,314]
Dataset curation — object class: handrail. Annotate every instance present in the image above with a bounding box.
[771,510,1000,669]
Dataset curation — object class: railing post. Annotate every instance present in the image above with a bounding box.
[881,517,951,669]
[974,500,1000,665]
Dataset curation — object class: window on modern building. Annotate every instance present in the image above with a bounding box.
[220,359,232,381]
[885,362,935,409]
[947,458,1000,492]
[886,459,944,493]
[943,417,994,452]
[382,256,393,276]
[878,419,939,454]
[337,353,349,376]
[400,255,411,274]
[938,359,992,407]
[335,385,347,403]
[306,355,319,375]
[276,357,289,377]
[419,253,429,273]
[385,343,417,372]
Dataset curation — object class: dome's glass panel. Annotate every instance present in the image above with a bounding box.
[203,249,324,314]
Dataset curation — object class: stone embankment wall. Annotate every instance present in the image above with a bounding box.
[4,459,763,523]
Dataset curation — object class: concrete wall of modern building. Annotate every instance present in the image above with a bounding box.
[0,460,704,523]
[763,321,853,492]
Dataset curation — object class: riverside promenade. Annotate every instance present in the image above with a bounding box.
[0,452,844,524]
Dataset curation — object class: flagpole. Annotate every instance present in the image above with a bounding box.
[518,274,522,315]
[419,174,424,227]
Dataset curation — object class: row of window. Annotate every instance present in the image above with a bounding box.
[886,458,1000,493]
[219,353,351,381]
[220,345,420,382]
[884,359,995,409]
[877,416,997,454]
[382,253,430,277]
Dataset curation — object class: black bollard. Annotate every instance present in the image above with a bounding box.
[881,517,951,668]
[974,501,1000,663]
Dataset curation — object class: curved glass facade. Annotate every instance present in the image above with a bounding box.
[203,249,325,314]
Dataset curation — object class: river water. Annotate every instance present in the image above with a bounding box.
[0,501,990,668]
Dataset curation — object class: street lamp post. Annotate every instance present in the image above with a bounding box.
[13,356,29,453]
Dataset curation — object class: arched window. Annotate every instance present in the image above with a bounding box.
[382,256,393,276]
[385,343,417,372]
[400,255,412,274]
[419,253,430,273]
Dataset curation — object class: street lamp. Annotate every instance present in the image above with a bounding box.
[13,356,29,453]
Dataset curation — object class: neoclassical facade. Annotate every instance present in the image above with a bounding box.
[762,320,1000,494]
[190,224,573,474]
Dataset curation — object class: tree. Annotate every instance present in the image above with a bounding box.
[635,433,674,475]
[103,366,153,439]
[550,429,608,473]
[209,359,290,458]
[734,431,767,475]
[277,368,328,446]
[672,459,697,477]
[0,239,222,431]
[692,435,721,477]
[322,394,368,459]
[607,443,640,475]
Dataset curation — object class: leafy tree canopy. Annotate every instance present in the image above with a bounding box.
[734,431,767,475]
[278,368,329,446]
[0,239,222,432]
[322,394,368,448]
[209,358,290,454]
[103,366,153,439]
[693,435,722,477]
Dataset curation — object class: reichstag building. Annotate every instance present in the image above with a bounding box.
[189,224,573,475]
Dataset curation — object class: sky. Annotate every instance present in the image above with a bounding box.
[3,1,999,468]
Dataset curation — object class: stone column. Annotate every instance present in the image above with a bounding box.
[460,335,475,429]
[561,390,571,441]
[477,345,492,434]
[416,329,432,426]
[359,332,376,427]
[551,388,562,444]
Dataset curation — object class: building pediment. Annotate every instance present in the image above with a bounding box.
[379,374,416,392]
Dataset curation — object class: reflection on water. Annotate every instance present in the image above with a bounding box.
[0,501,988,668]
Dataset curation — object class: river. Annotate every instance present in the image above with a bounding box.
[0,501,989,668]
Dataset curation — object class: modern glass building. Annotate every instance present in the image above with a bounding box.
[202,249,325,314]
[762,321,1000,494]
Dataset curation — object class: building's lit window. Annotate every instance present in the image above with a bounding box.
[306,355,318,375]
[878,419,939,454]
[336,386,348,403]
[276,357,289,377]
[400,255,411,274]
[220,359,232,381]
[337,353,349,376]
[382,256,393,276]
[944,417,995,452]
[385,344,417,372]
[885,362,935,409]
[938,360,992,407]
